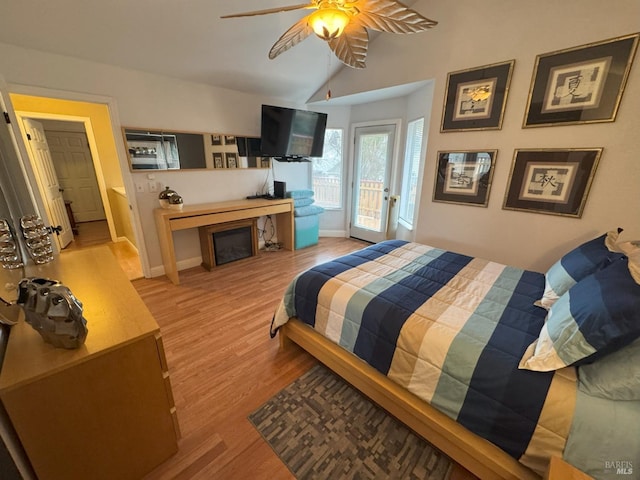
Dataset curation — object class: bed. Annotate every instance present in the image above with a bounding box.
[271,238,640,480]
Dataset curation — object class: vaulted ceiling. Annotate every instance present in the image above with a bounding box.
[0,0,421,104]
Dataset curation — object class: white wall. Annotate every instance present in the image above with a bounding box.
[272,161,311,193]
[0,43,304,274]
[323,0,640,271]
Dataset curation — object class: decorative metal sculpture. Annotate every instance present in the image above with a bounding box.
[16,277,88,349]
[0,219,24,269]
[222,0,437,68]
[158,186,178,208]
[158,186,183,210]
[20,215,54,265]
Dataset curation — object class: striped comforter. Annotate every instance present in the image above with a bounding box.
[273,240,577,474]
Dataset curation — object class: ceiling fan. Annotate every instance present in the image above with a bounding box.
[221,0,437,69]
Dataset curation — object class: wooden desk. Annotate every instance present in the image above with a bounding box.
[0,247,179,480]
[155,198,294,285]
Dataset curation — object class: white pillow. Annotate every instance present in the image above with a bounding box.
[617,240,640,283]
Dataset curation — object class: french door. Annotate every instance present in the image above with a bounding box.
[350,123,397,243]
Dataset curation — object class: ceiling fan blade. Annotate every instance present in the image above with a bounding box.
[328,23,369,69]
[221,3,314,19]
[269,17,314,59]
[352,0,438,33]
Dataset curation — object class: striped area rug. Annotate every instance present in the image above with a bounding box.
[249,364,452,479]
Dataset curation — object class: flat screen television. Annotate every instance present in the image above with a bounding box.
[260,105,327,160]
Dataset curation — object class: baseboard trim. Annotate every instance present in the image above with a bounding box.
[149,256,202,278]
[319,230,347,238]
[115,236,139,254]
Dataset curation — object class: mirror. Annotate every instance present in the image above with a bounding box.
[0,121,42,268]
[123,128,270,171]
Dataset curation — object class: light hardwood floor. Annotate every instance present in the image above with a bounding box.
[61,220,143,280]
[135,237,477,480]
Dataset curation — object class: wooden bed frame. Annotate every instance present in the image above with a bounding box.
[279,318,541,480]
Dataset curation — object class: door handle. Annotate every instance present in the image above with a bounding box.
[47,225,63,236]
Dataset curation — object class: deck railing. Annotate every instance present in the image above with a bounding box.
[313,177,385,230]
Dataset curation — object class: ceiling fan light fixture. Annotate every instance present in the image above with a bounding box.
[223,0,438,69]
[308,8,350,40]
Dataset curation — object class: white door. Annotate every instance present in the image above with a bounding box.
[47,131,106,222]
[22,118,73,249]
[350,124,397,243]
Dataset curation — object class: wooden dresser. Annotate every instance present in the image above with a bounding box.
[0,247,179,480]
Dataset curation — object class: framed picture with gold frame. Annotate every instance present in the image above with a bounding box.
[502,148,602,218]
[433,150,497,207]
[441,60,514,132]
[523,33,639,127]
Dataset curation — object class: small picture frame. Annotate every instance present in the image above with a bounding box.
[441,60,515,132]
[503,149,602,218]
[213,153,224,169]
[224,135,236,145]
[225,152,238,169]
[523,33,639,127]
[433,150,497,207]
[211,134,222,146]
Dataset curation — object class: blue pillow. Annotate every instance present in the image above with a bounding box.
[294,205,325,217]
[293,198,315,208]
[536,229,623,310]
[520,256,640,371]
[286,190,315,199]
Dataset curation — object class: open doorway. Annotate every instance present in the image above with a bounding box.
[10,94,144,280]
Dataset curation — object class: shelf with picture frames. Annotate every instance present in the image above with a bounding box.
[122,127,270,171]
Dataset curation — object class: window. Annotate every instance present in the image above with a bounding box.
[399,118,424,228]
[312,128,343,209]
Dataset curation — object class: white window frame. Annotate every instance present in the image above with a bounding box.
[398,117,425,230]
[311,128,344,210]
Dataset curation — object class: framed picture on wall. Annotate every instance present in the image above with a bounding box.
[523,33,639,127]
[225,152,238,168]
[211,134,222,146]
[224,135,236,145]
[213,153,224,168]
[441,60,515,132]
[433,150,497,207]
[502,148,602,217]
